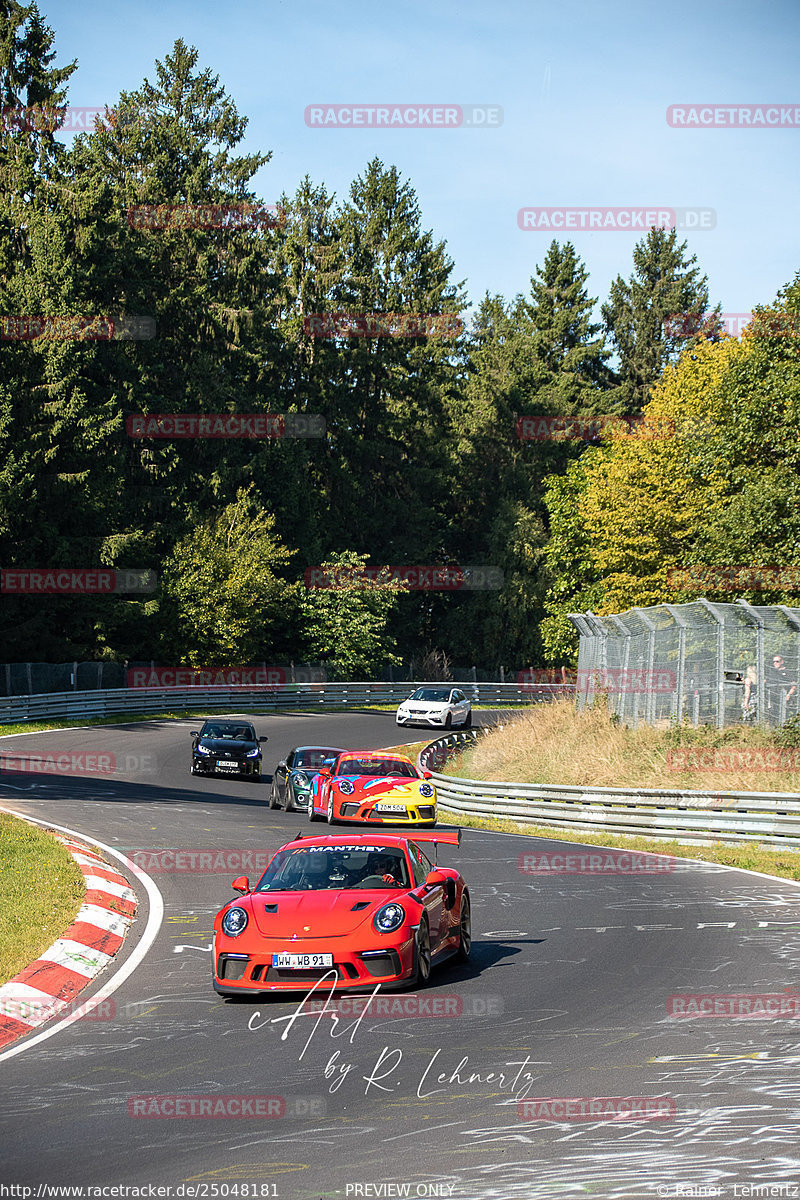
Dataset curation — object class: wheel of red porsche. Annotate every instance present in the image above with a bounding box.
[413,918,431,986]
[455,894,471,962]
[327,790,336,824]
[307,799,320,822]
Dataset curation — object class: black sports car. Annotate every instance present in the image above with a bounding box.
[190,720,268,780]
[269,745,341,812]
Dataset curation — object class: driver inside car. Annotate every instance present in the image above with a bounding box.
[363,851,403,886]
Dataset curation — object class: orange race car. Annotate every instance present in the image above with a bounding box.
[212,829,469,995]
[306,749,437,826]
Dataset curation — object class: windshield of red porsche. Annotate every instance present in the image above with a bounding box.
[255,845,410,891]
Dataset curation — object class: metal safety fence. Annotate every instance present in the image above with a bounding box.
[0,661,558,697]
[417,732,800,851]
[0,680,557,725]
[567,600,800,729]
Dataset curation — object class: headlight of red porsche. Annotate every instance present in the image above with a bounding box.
[373,902,406,933]
[221,907,248,937]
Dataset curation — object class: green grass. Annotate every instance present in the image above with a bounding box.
[0,812,86,985]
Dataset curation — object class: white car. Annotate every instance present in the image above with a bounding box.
[395,686,472,729]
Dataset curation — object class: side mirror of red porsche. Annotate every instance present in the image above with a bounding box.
[231,875,250,894]
[317,768,331,779]
[424,870,446,888]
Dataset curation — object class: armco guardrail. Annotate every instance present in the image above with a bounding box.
[418,732,800,851]
[0,681,557,725]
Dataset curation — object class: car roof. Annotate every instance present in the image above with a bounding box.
[290,745,343,753]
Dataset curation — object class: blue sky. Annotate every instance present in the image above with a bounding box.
[47,0,799,319]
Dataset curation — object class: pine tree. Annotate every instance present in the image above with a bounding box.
[524,240,613,414]
[601,228,711,414]
[316,159,466,559]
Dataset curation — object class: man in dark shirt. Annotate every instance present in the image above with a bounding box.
[766,655,797,720]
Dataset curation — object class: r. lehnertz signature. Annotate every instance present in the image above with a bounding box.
[248,971,544,1099]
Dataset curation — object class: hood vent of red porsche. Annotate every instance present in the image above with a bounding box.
[350,901,371,911]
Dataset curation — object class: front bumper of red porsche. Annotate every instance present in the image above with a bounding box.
[213,933,416,993]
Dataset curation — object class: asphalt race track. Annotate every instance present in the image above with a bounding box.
[1,710,800,1200]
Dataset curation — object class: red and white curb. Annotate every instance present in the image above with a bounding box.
[0,835,137,1047]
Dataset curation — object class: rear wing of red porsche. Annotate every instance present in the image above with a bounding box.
[407,829,461,848]
[290,829,461,846]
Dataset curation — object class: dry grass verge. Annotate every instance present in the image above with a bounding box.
[441,699,800,882]
[454,697,800,796]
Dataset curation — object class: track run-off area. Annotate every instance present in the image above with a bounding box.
[1,709,799,1200]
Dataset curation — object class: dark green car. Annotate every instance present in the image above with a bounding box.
[269,745,342,812]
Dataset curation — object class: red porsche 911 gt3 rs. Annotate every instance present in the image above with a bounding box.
[212,830,469,996]
[307,750,437,826]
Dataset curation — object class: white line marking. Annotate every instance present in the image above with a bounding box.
[0,807,164,1063]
